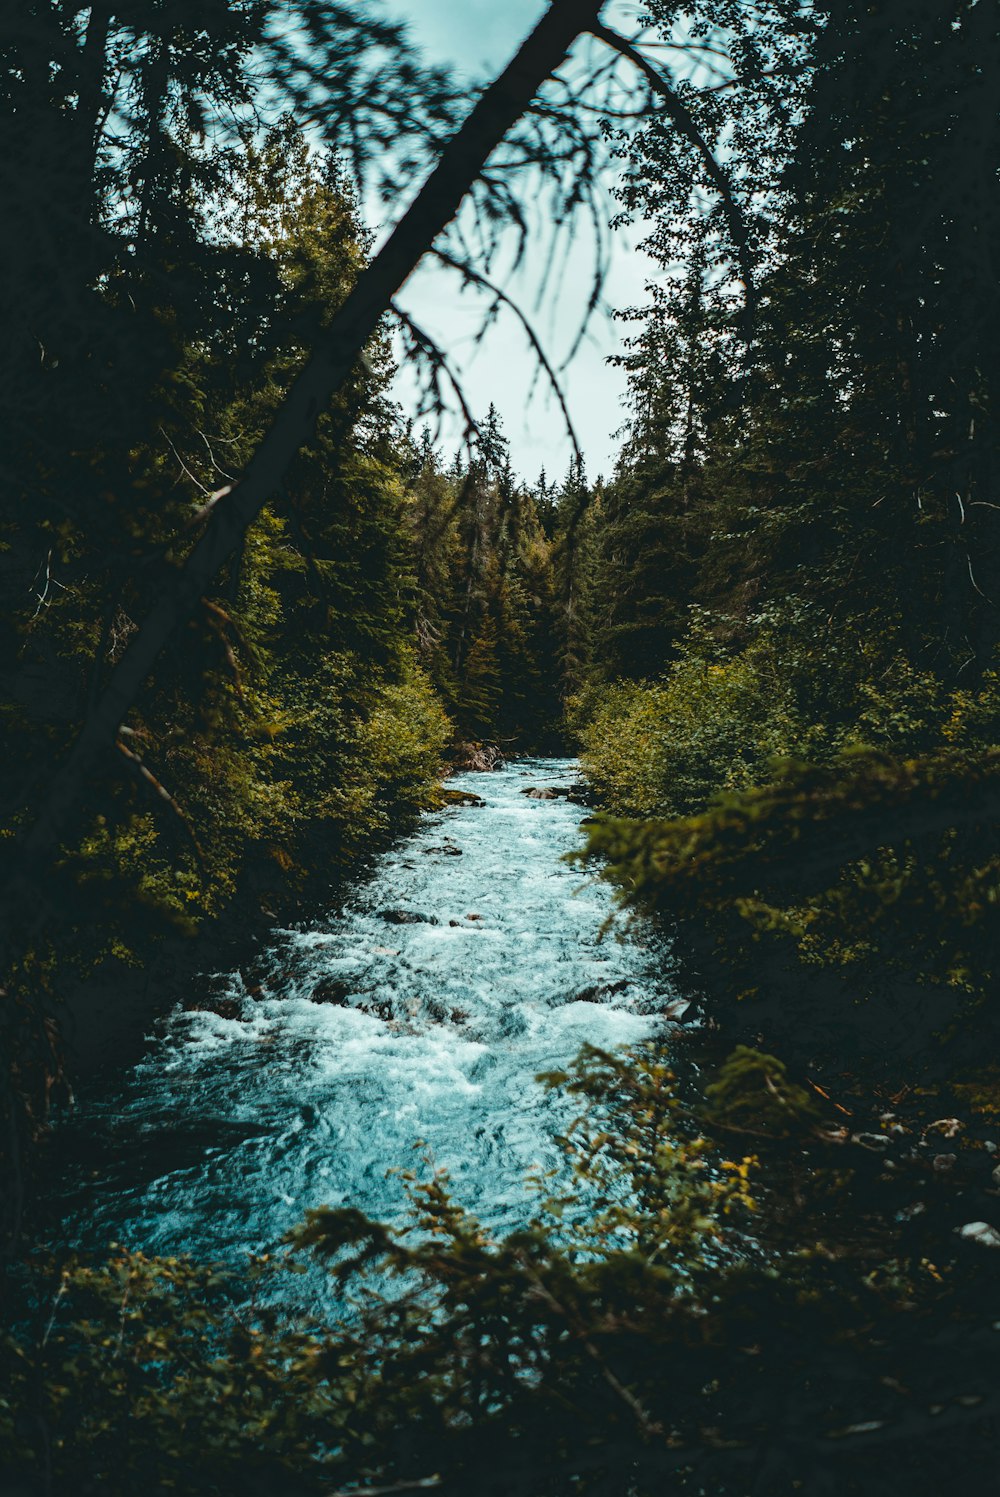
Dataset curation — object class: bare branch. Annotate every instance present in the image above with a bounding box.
[115,739,205,865]
[159,425,212,496]
[392,303,481,449]
[430,247,582,466]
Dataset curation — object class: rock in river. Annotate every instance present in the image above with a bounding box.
[379,909,440,925]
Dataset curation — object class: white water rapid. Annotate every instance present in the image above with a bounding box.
[55,759,682,1281]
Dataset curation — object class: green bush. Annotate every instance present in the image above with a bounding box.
[573,607,847,817]
[704,1046,819,1136]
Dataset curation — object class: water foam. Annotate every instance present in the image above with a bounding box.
[54,759,682,1286]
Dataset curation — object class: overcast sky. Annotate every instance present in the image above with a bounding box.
[378,0,654,484]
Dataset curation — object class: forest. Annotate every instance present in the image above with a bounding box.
[2,1,999,1494]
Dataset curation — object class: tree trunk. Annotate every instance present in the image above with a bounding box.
[6,0,605,912]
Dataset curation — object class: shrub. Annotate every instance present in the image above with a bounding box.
[574,609,845,817]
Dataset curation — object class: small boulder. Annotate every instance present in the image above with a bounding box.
[436,787,486,807]
[957,1221,1000,1248]
[522,786,559,800]
[852,1132,891,1150]
[574,979,629,1004]
[310,977,351,1006]
[356,995,395,1022]
[379,909,440,926]
[181,993,241,1020]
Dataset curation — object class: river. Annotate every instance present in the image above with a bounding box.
[51,758,682,1287]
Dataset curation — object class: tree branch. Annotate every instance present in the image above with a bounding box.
[590,22,756,347]
[429,247,582,465]
[6,0,606,926]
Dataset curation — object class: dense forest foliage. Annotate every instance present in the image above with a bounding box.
[3,0,1000,1493]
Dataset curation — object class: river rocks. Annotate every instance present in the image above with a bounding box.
[957,1220,1000,1248]
[436,786,486,807]
[180,992,242,1020]
[357,995,396,1022]
[520,783,591,802]
[310,977,351,1006]
[179,975,245,1019]
[450,741,506,771]
[663,998,692,1022]
[574,978,630,1004]
[379,909,440,925]
[424,844,463,856]
[425,996,469,1026]
[851,1132,892,1150]
[309,985,397,1022]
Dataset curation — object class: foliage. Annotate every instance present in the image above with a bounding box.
[5,1046,999,1495]
[0,135,449,964]
[1,1249,330,1495]
[580,747,1000,1062]
[0,1048,746,1492]
[573,604,849,817]
[4,1,1000,1491]
[0,87,462,1226]
[703,1046,819,1137]
[570,0,1000,1073]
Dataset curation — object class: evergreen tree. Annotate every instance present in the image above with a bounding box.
[552,458,597,697]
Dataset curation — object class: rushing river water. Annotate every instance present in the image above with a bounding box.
[53,759,682,1281]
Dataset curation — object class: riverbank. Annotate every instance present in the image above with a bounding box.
[56,781,438,1091]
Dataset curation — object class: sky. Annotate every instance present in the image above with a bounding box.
[374,0,655,484]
